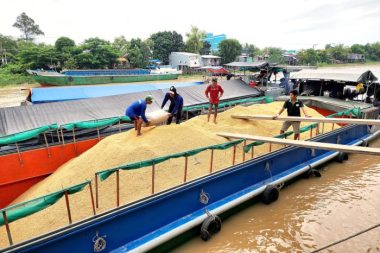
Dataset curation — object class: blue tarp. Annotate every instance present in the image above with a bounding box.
[31,82,204,104]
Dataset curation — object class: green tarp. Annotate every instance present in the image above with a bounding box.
[97,139,244,181]
[0,181,89,226]
[0,124,58,145]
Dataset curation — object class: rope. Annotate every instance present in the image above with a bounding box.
[310,222,380,253]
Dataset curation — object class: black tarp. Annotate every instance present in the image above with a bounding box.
[0,80,261,135]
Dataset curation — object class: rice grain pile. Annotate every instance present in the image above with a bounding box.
[0,102,335,246]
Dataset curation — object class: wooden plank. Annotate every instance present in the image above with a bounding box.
[231,115,380,126]
[217,132,380,156]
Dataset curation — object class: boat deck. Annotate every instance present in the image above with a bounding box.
[277,95,374,112]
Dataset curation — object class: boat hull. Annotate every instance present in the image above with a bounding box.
[3,125,373,253]
[33,74,180,86]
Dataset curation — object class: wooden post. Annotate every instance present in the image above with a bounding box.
[89,182,96,215]
[332,123,335,131]
[2,211,13,246]
[183,156,188,183]
[118,119,122,133]
[97,127,100,141]
[232,144,237,165]
[316,124,320,135]
[269,143,272,152]
[186,111,189,120]
[15,142,23,165]
[72,128,77,154]
[310,127,313,138]
[95,174,99,208]
[251,145,254,159]
[151,163,155,195]
[61,128,65,145]
[322,122,325,134]
[43,132,51,158]
[64,191,72,224]
[116,170,120,207]
[56,129,61,144]
[209,149,214,173]
[242,140,247,161]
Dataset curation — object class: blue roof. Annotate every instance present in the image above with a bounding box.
[31,82,203,104]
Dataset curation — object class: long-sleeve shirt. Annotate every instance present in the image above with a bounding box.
[125,99,148,123]
[161,93,184,114]
[205,84,224,104]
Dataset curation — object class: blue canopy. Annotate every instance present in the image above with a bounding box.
[31,82,203,104]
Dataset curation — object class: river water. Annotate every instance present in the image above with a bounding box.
[172,138,380,253]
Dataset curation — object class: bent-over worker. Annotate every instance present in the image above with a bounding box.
[161,86,184,125]
[125,95,153,136]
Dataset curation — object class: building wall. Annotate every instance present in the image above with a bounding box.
[201,58,221,66]
[203,33,227,52]
[169,52,201,70]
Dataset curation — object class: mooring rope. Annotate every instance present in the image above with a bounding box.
[310,222,380,253]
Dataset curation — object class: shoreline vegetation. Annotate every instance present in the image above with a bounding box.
[1,62,380,88]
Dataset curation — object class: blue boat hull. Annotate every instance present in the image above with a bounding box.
[2,125,372,253]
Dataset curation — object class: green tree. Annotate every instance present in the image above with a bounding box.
[55,37,75,52]
[74,37,119,69]
[365,42,380,61]
[298,49,320,65]
[126,38,151,68]
[263,47,284,63]
[185,26,206,54]
[17,44,58,69]
[317,50,331,63]
[243,43,261,58]
[54,37,76,69]
[326,44,349,61]
[113,36,130,55]
[200,41,211,55]
[13,12,44,41]
[350,44,366,55]
[0,35,18,65]
[218,39,242,64]
[150,31,184,64]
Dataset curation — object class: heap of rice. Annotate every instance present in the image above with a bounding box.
[0,102,334,246]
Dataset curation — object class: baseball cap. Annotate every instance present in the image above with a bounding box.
[145,95,154,101]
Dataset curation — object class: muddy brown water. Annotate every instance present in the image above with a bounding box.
[172,138,380,253]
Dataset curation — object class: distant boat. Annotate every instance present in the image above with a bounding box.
[27,68,181,86]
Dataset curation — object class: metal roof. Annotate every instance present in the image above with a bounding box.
[224,61,269,68]
[291,69,378,83]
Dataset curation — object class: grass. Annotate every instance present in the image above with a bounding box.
[0,73,37,88]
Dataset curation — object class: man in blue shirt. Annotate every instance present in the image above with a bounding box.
[125,95,153,136]
[161,86,184,124]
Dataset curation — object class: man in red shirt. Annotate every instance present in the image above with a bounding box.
[205,78,224,123]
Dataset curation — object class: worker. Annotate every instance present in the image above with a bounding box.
[274,90,310,140]
[205,78,224,123]
[161,86,184,124]
[125,95,153,136]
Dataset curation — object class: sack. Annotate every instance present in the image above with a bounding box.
[144,110,170,126]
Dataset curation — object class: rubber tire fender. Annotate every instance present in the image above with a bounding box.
[200,215,222,241]
[262,185,279,205]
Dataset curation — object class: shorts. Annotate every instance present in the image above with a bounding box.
[126,113,139,121]
[281,121,301,134]
[209,102,219,107]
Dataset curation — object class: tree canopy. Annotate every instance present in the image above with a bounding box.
[150,31,184,64]
[185,26,205,54]
[218,39,242,64]
[13,12,44,41]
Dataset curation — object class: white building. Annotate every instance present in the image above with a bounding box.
[169,52,201,70]
[201,55,221,67]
